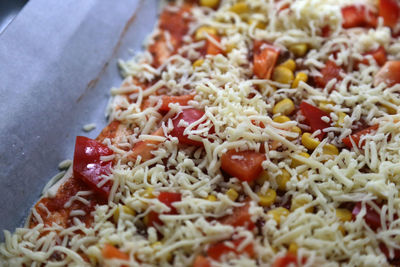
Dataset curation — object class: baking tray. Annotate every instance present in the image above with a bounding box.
[0,0,158,239]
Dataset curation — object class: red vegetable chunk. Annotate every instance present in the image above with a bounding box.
[159,95,195,112]
[352,202,382,230]
[314,60,342,89]
[358,46,387,67]
[206,34,224,55]
[171,108,207,146]
[341,5,377,28]
[221,150,265,182]
[193,255,211,267]
[273,253,298,267]
[379,0,400,29]
[253,41,280,80]
[374,61,400,87]
[207,238,255,261]
[299,101,331,140]
[73,136,114,199]
[342,124,379,149]
[220,203,255,230]
[147,192,182,227]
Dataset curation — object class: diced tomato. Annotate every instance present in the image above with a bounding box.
[193,255,211,267]
[379,0,400,29]
[253,40,280,80]
[342,124,379,149]
[299,101,330,140]
[341,5,378,28]
[102,244,129,261]
[380,243,400,262]
[374,61,400,87]
[220,150,265,182]
[273,253,298,267]
[357,46,387,67]
[128,128,164,162]
[73,136,113,199]
[314,60,342,89]
[207,238,255,261]
[352,202,381,231]
[206,34,224,55]
[147,192,182,227]
[170,108,207,146]
[96,120,121,142]
[160,95,195,112]
[220,203,255,230]
[321,25,331,37]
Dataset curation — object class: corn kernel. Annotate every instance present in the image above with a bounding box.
[230,2,248,14]
[143,214,149,226]
[273,98,295,115]
[338,225,346,235]
[382,102,397,115]
[301,132,321,150]
[113,205,135,223]
[292,72,308,88]
[151,241,162,248]
[279,59,296,72]
[226,188,239,201]
[200,0,220,9]
[144,187,155,198]
[256,170,269,185]
[318,100,335,112]
[247,19,266,29]
[335,208,352,222]
[277,169,291,191]
[289,126,302,139]
[323,143,339,156]
[291,195,313,212]
[258,189,277,207]
[193,59,204,68]
[289,44,308,57]
[288,243,298,254]
[225,44,236,53]
[336,112,347,127]
[272,66,294,84]
[267,207,289,224]
[273,115,291,123]
[207,195,217,201]
[291,152,310,168]
[195,26,217,41]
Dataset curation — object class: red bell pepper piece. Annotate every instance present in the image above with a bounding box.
[299,101,331,140]
[253,41,280,80]
[342,124,379,149]
[207,238,255,261]
[380,243,400,262]
[159,95,195,112]
[357,46,387,67]
[314,60,342,89]
[147,192,182,227]
[220,150,265,182]
[206,34,224,55]
[379,0,400,29]
[341,5,378,28]
[220,203,255,230]
[73,136,113,199]
[273,253,298,267]
[193,255,211,267]
[170,108,207,146]
[352,202,382,231]
[374,61,400,87]
[128,128,164,163]
[102,244,129,261]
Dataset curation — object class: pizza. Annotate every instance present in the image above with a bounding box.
[1,0,400,266]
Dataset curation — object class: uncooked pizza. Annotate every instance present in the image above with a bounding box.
[1,0,400,266]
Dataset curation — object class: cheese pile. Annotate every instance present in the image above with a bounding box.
[1,0,400,266]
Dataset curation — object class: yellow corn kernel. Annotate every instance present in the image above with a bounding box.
[193,59,204,68]
[279,59,296,72]
[290,126,302,138]
[200,0,220,9]
[152,242,172,261]
[225,44,236,53]
[272,66,294,84]
[335,208,352,222]
[382,102,397,115]
[256,170,269,185]
[338,225,346,235]
[301,132,321,150]
[267,207,289,224]
[323,143,339,156]
[336,112,347,127]
[207,195,217,201]
[143,214,149,226]
[289,44,308,57]
[273,98,295,115]
[230,2,248,14]
[318,100,334,112]
[291,195,313,212]
[226,188,239,201]
[144,187,155,198]
[288,243,298,254]
[247,19,266,29]
[258,189,277,207]
[290,152,310,168]
[276,169,291,191]
[292,72,308,88]
[273,115,291,123]
[151,241,162,248]
[195,26,217,41]
[113,205,135,223]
